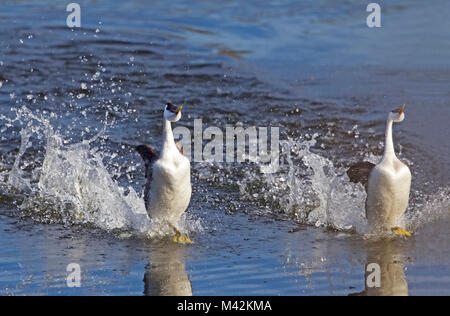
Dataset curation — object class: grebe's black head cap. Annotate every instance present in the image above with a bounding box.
[166,102,178,113]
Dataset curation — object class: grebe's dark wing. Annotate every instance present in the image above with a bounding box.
[347,161,376,192]
[135,144,160,207]
[136,144,159,178]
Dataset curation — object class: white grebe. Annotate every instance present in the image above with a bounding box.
[136,103,192,243]
[348,104,411,237]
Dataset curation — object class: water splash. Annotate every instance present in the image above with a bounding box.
[238,135,368,233]
[407,187,450,231]
[0,106,202,239]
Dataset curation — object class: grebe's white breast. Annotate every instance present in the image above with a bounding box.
[366,157,411,230]
[147,150,191,225]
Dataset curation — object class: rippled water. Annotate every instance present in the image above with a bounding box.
[0,0,449,295]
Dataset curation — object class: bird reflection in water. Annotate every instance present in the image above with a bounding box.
[143,241,192,296]
[351,240,409,296]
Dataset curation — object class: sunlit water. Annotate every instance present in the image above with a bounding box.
[0,0,449,295]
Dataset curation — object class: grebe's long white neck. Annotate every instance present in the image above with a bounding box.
[382,104,406,163]
[383,118,396,161]
[161,103,183,159]
[162,119,177,157]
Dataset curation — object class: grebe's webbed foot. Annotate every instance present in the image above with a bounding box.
[168,222,193,244]
[392,227,412,237]
[173,233,193,244]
